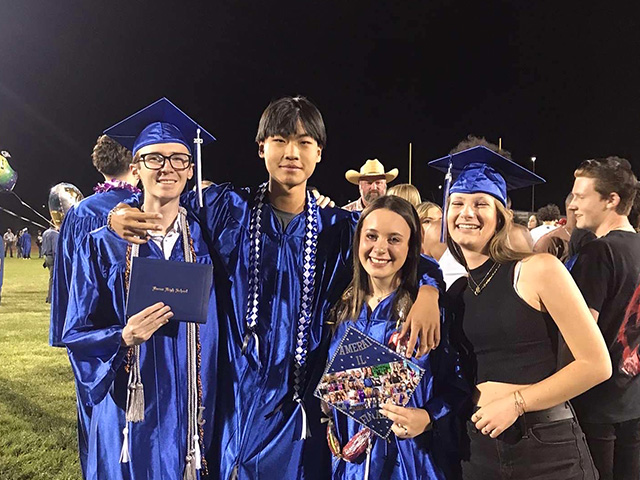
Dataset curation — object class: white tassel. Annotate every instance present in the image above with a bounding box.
[297,398,310,440]
[194,434,202,470]
[119,425,130,463]
[195,129,203,208]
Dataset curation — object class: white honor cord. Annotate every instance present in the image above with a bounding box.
[364,442,372,480]
[121,243,144,464]
[180,210,202,478]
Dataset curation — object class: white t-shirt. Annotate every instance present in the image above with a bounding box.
[438,248,467,290]
[530,224,558,246]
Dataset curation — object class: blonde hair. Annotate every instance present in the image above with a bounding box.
[416,201,442,222]
[387,183,422,207]
[447,196,532,267]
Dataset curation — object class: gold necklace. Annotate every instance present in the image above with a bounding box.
[370,290,394,305]
[467,262,501,296]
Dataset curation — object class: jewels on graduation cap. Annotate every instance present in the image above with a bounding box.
[429,145,545,205]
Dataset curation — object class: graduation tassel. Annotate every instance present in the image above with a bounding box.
[183,455,197,480]
[194,434,202,470]
[125,245,145,425]
[296,398,311,440]
[195,128,204,208]
[126,345,145,423]
[440,157,453,243]
[119,425,130,464]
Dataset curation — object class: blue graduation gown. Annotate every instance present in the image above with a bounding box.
[22,232,31,257]
[50,188,138,347]
[62,222,218,480]
[183,184,442,480]
[0,237,4,302]
[328,293,468,480]
[50,188,138,478]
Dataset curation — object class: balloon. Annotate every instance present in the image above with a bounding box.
[0,150,17,192]
[48,183,84,227]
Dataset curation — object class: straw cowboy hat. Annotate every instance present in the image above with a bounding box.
[345,159,399,185]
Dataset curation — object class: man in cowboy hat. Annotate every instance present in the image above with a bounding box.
[342,159,398,212]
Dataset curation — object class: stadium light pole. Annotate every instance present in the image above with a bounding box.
[531,156,537,212]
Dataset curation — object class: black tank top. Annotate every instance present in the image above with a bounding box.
[460,259,558,384]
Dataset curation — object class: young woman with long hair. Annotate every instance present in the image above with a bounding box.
[430,145,611,479]
[327,195,467,479]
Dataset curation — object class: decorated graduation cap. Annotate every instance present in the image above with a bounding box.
[428,145,545,240]
[104,97,216,207]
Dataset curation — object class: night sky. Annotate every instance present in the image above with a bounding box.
[1,1,639,231]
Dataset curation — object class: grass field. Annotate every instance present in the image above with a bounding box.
[0,256,80,479]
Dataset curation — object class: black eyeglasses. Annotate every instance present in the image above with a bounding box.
[137,153,193,171]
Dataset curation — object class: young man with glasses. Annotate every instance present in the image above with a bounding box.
[63,99,218,480]
[109,96,442,480]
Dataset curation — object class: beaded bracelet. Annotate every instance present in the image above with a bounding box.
[106,208,116,234]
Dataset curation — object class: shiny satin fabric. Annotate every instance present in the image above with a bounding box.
[184,184,357,480]
[50,189,137,478]
[182,184,444,480]
[50,188,138,347]
[328,292,469,480]
[62,223,218,480]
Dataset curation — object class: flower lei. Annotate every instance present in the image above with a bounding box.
[93,179,141,194]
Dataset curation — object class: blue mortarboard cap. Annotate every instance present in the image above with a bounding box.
[428,145,545,242]
[428,145,545,205]
[104,98,216,207]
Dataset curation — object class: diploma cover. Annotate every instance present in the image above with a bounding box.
[314,326,425,438]
[125,257,213,323]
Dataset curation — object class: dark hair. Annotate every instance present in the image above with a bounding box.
[536,204,561,222]
[92,135,133,177]
[574,157,638,216]
[255,96,327,148]
[332,196,422,327]
[450,135,512,159]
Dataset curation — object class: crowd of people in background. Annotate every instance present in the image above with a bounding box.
[2,95,639,480]
[3,227,33,259]
[338,137,640,480]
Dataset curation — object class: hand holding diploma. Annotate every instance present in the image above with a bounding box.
[121,302,173,346]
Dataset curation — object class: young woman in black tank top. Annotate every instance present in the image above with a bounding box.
[430,143,611,479]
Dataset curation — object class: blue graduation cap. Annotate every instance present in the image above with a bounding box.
[428,145,545,240]
[104,97,216,207]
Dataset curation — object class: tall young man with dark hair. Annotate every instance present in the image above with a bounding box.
[568,156,640,480]
[110,96,442,479]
